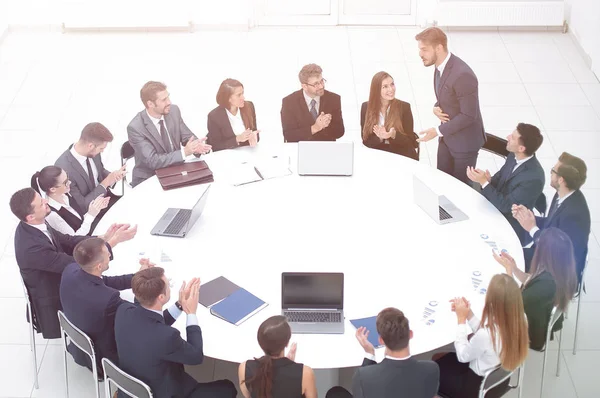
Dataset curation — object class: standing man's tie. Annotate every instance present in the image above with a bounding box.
[309,99,318,121]
[434,68,441,97]
[158,120,172,152]
[85,158,96,188]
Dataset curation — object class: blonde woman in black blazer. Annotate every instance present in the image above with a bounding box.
[207,79,260,151]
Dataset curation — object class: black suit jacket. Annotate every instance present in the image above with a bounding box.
[281,90,344,142]
[522,272,558,351]
[60,263,133,370]
[482,153,545,244]
[530,190,591,283]
[115,303,203,398]
[206,102,259,152]
[14,222,93,338]
[435,54,486,155]
[360,100,418,160]
[353,357,439,398]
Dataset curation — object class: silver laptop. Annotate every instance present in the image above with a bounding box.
[151,185,211,238]
[281,272,345,334]
[413,175,468,224]
[297,141,353,176]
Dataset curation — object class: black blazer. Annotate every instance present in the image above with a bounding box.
[14,222,92,338]
[522,272,558,351]
[435,54,486,155]
[530,190,591,283]
[360,100,418,160]
[281,90,345,142]
[482,153,545,244]
[352,357,439,398]
[206,102,259,152]
[115,303,202,398]
[60,263,133,370]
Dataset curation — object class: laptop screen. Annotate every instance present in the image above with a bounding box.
[297,142,354,176]
[282,273,344,309]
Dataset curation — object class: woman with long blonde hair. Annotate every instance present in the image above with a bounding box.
[360,71,418,160]
[435,274,529,397]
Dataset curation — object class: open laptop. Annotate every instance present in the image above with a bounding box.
[297,141,354,176]
[281,272,345,334]
[151,185,211,238]
[413,175,468,225]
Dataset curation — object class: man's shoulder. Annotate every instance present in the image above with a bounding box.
[282,90,302,103]
[54,148,72,167]
[323,90,341,101]
[127,110,147,130]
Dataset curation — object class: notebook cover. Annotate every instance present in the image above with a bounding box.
[198,276,241,307]
[210,288,268,326]
[350,316,383,348]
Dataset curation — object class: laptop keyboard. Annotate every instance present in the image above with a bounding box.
[284,311,341,323]
[439,206,453,221]
[164,209,192,234]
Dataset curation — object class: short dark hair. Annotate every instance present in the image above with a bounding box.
[557,152,587,190]
[376,307,410,351]
[516,123,543,156]
[10,188,37,222]
[80,122,114,144]
[131,267,166,307]
[73,238,106,270]
[415,27,448,51]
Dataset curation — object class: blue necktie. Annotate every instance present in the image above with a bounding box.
[434,68,441,96]
[309,99,318,121]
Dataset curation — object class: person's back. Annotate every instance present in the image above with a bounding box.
[245,357,304,398]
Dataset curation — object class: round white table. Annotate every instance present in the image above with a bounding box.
[99,143,524,369]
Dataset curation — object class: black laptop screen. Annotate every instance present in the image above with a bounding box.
[282,273,344,309]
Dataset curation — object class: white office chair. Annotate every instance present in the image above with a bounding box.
[573,256,589,355]
[21,279,39,389]
[536,306,564,398]
[57,310,101,398]
[102,358,153,398]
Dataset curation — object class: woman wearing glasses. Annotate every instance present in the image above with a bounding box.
[31,166,109,236]
[207,78,260,152]
[360,71,419,160]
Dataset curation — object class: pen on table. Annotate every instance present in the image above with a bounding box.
[254,166,264,180]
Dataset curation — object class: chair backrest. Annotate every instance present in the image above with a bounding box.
[479,365,515,398]
[121,141,135,162]
[57,310,95,358]
[534,192,547,215]
[543,306,564,350]
[482,133,509,159]
[102,358,153,398]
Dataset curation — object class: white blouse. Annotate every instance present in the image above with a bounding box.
[46,195,95,236]
[455,315,501,376]
[226,108,246,136]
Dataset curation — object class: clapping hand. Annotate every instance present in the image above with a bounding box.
[138,258,156,271]
[466,166,491,185]
[236,129,253,144]
[450,297,471,324]
[286,342,297,361]
[179,277,201,315]
[512,204,536,232]
[373,125,392,140]
[248,130,260,147]
[355,326,375,355]
[493,250,516,276]
[87,195,110,217]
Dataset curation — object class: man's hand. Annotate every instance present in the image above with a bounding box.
[433,106,449,123]
[417,127,437,143]
[355,326,375,355]
[106,224,137,248]
[87,195,110,217]
[311,112,331,134]
[180,277,201,315]
[466,166,491,185]
[512,205,536,232]
[185,137,212,156]
[248,130,260,147]
[138,258,155,271]
[236,129,252,144]
[286,342,297,361]
[101,165,127,188]
[493,251,516,276]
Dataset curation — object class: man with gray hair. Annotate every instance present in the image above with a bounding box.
[281,63,345,142]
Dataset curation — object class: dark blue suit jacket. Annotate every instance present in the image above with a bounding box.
[436,54,486,155]
[482,153,545,244]
[115,303,204,398]
[59,263,133,371]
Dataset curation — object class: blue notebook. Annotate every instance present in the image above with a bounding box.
[350,316,383,348]
[210,288,268,326]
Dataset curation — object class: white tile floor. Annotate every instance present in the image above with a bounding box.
[0,26,598,397]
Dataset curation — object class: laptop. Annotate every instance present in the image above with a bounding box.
[413,175,469,225]
[281,272,345,334]
[150,185,211,238]
[297,141,353,176]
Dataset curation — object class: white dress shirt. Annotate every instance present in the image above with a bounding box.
[46,195,94,236]
[303,90,320,113]
[146,110,187,160]
[529,190,576,238]
[455,315,501,376]
[148,304,198,327]
[481,155,533,189]
[435,52,452,137]
[70,145,103,190]
[30,222,54,246]
[364,352,412,361]
[226,108,247,136]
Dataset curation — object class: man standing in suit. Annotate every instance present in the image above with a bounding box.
[55,122,126,230]
[127,81,211,187]
[115,268,237,398]
[415,27,486,184]
[281,63,345,142]
[467,123,545,244]
[10,188,137,339]
[60,238,154,377]
[326,308,439,398]
[513,152,591,284]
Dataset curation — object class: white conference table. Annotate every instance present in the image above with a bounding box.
[98,143,523,370]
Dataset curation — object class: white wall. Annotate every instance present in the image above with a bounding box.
[566,0,600,78]
[0,0,9,40]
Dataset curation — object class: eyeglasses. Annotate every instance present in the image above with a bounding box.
[304,78,327,88]
[551,168,559,176]
[56,178,71,188]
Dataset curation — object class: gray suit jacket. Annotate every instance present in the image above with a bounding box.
[55,146,110,212]
[352,357,439,398]
[127,104,196,187]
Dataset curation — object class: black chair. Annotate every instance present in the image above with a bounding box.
[102,358,153,398]
[120,141,135,192]
[438,364,523,398]
[482,132,509,159]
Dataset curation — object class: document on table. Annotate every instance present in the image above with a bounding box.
[230,156,292,186]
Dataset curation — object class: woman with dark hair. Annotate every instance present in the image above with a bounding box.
[494,227,577,350]
[31,166,108,236]
[360,71,418,160]
[239,316,316,398]
[207,79,260,151]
